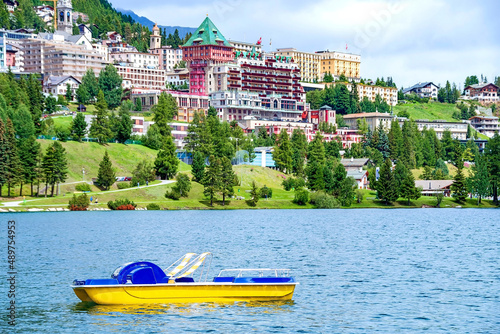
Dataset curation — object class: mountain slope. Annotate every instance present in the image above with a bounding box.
[117,8,196,37]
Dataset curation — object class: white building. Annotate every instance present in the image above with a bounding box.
[469,115,500,138]
[43,75,80,96]
[403,82,439,99]
[110,51,159,69]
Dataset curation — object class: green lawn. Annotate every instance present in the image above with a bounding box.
[393,102,460,121]
[52,115,74,131]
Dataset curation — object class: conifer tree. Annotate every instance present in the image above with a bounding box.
[468,154,490,205]
[172,173,191,197]
[323,159,336,194]
[97,151,116,190]
[273,128,293,173]
[18,136,41,196]
[339,177,357,207]
[388,119,403,160]
[451,161,467,203]
[27,74,43,133]
[400,171,420,205]
[191,151,205,182]
[331,163,346,197]
[90,90,112,144]
[202,155,221,206]
[76,84,90,104]
[401,120,416,168]
[114,101,133,143]
[376,123,390,159]
[155,136,179,180]
[12,104,35,139]
[98,64,123,109]
[81,69,99,102]
[305,133,325,191]
[220,157,236,206]
[65,83,73,102]
[393,160,407,197]
[52,141,68,196]
[71,112,87,141]
[249,180,260,206]
[5,118,21,197]
[152,92,178,138]
[485,133,500,205]
[376,158,398,204]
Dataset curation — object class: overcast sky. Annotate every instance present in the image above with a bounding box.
[110,0,499,89]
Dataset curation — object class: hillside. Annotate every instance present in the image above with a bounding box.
[116,8,196,37]
[393,102,460,121]
[37,140,189,183]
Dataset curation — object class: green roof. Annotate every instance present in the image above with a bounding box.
[183,17,232,47]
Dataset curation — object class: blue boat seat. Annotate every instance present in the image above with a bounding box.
[213,277,235,283]
[112,261,166,284]
[175,277,195,283]
[84,278,119,285]
[127,267,156,284]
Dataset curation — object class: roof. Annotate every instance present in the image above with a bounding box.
[46,75,81,86]
[469,115,499,120]
[341,158,370,168]
[415,180,454,190]
[183,17,231,47]
[346,169,368,180]
[402,82,438,94]
[465,83,499,90]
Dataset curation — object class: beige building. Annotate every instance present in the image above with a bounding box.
[318,50,361,81]
[115,65,166,91]
[274,48,321,83]
[22,38,108,80]
[326,82,398,106]
[469,116,499,138]
[110,52,159,69]
[343,112,393,130]
[149,24,183,72]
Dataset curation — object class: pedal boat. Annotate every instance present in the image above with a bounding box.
[72,253,297,305]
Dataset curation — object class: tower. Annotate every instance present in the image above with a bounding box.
[150,23,161,50]
[57,0,73,34]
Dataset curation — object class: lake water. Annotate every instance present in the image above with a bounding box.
[1,209,499,333]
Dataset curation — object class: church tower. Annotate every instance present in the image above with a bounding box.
[57,0,73,34]
[150,23,161,50]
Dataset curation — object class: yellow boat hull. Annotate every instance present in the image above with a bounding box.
[73,283,297,305]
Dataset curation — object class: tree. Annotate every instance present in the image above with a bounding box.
[451,161,467,203]
[12,104,35,139]
[291,128,307,177]
[134,98,142,111]
[154,136,179,180]
[331,163,346,197]
[18,136,41,196]
[4,119,21,196]
[45,94,57,114]
[376,123,390,159]
[305,133,325,191]
[393,160,407,196]
[76,84,90,104]
[172,173,191,197]
[98,64,123,109]
[131,159,156,186]
[191,151,205,182]
[220,157,236,206]
[81,69,99,102]
[468,154,489,205]
[249,180,260,206]
[202,155,221,206]
[388,119,403,160]
[376,158,398,204]
[152,92,177,138]
[65,83,73,102]
[71,112,87,141]
[114,101,133,143]
[485,133,500,205]
[400,171,420,205]
[338,177,356,206]
[42,141,67,197]
[89,90,113,143]
[273,128,293,173]
[97,151,116,190]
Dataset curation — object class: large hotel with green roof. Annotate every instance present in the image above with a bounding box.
[181,17,311,128]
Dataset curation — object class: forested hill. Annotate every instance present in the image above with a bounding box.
[116,8,196,37]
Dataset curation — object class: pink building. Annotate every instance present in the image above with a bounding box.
[6,45,16,67]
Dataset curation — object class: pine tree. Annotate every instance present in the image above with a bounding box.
[45,94,57,114]
[134,98,142,111]
[154,136,179,180]
[249,180,259,206]
[323,159,335,194]
[18,136,40,197]
[291,129,307,177]
[98,64,123,109]
[305,133,325,190]
[400,171,420,205]
[71,112,87,141]
[191,151,205,182]
[97,151,116,190]
[65,83,73,102]
[172,173,191,197]
[339,177,357,207]
[76,84,90,104]
[388,119,403,160]
[115,101,133,143]
[401,120,416,168]
[90,90,112,144]
[376,123,390,159]
[273,128,293,173]
[220,157,236,206]
[331,163,346,197]
[5,119,21,197]
[152,92,177,138]
[451,161,467,203]
[81,69,99,102]
[12,104,35,139]
[202,155,221,206]
[376,158,398,204]
[468,154,489,205]
[52,141,68,196]
[485,133,500,205]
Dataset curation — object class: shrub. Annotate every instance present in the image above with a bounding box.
[260,185,273,199]
[436,193,444,208]
[117,182,130,189]
[310,191,340,209]
[356,189,364,204]
[146,203,161,210]
[283,177,306,191]
[293,189,309,205]
[107,198,136,210]
[68,193,90,211]
[165,189,181,200]
[75,183,91,192]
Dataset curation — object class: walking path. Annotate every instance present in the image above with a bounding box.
[0,180,175,208]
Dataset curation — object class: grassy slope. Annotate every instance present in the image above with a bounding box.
[393,102,459,121]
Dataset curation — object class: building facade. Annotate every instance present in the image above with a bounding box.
[115,65,165,91]
[57,0,73,34]
[326,82,398,106]
[149,24,183,71]
[464,83,499,104]
[469,115,500,138]
[274,48,321,83]
[110,51,159,69]
[403,82,439,99]
[43,75,80,96]
[318,50,361,81]
[228,40,262,54]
